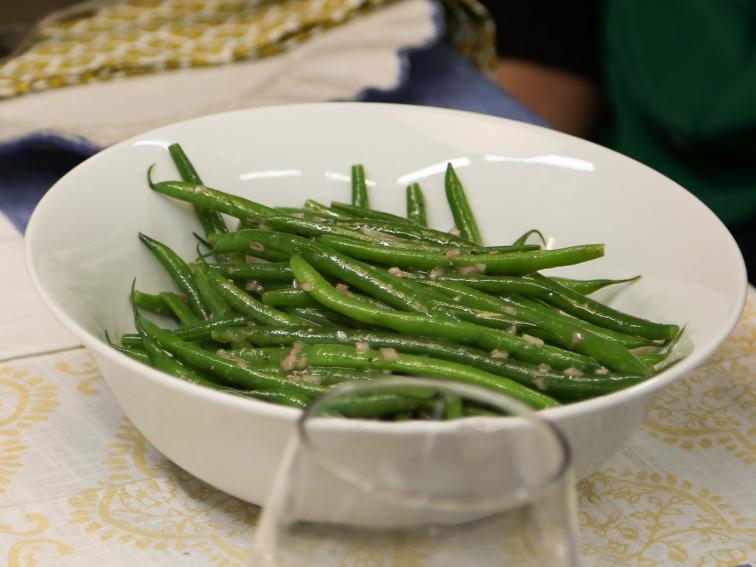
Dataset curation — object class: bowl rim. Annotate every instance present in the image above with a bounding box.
[24,102,749,428]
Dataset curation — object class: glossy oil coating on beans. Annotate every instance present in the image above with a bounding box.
[445,163,482,244]
[191,261,233,319]
[406,183,427,226]
[290,254,610,372]
[204,270,310,327]
[138,233,208,319]
[212,229,455,319]
[205,262,293,281]
[330,202,410,224]
[151,179,278,220]
[159,292,200,325]
[424,271,678,340]
[167,144,229,239]
[290,343,559,409]
[550,275,641,295]
[351,164,369,208]
[330,218,477,247]
[210,327,643,401]
[318,235,605,274]
[118,156,685,417]
[137,314,325,398]
[133,290,174,317]
[421,279,655,349]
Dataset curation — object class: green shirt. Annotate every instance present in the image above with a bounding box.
[603,0,756,225]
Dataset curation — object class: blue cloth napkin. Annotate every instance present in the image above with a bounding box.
[0,41,543,234]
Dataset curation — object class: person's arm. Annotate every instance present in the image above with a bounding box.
[479,1,603,137]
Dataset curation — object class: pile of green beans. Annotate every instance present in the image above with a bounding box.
[115,145,684,419]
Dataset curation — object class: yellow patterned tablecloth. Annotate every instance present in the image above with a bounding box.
[0,201,754,567]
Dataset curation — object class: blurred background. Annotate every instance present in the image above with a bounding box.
[1,0,754,280]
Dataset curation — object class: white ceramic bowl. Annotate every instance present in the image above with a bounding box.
[26,103,747,507]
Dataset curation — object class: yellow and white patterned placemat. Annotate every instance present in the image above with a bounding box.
[0,291,754,566]
[0,0,398,99]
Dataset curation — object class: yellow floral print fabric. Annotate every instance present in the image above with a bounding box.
[0,293,754,566]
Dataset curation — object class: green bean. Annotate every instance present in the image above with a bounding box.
[282,307,333,327]
[214,224,529,262]
[463,406,500,417]
[317,235,605,274]
[119,315,249,349]
[120,333,143,348]
[133,290,173,317]
[300,269,650,375]
[445,272,677,341]
[301,247,458,320]
[255,281,295,293]
[173,316,247,340]
[304,199,348,218]
[505,294,654,348]
[320,234,539,254]
[118,331,307,408]
[214,326,648,402]
[550,275,641,295]
[138,233,208,319]
[445,394,463,419]
[330,202,409,224]
[121,347,151,364]
[212,229,455,319]
[252,215,393,244]
[191,261,233,319]
[218,347,423,416]
[216,346,288,365]
[150,179,278,220]
[217,227,291,262]
[351,164,369,208]
[167,144,229,237]
[326,394,421,418]
[220,349,396,385]
[290,255,607,372]
[331,219,476,247]
[137,314,325,398]
[294,367,392,387]
[262,288,320,309]
[131,287,225,386]
[512,229,546,247]
[142,332,218,387]
[159,292,200,325]
[106,330,152,364]
[421,279,654,349]
[264,288,392,312]
[445,163,482,244]
[281,208,349,222]
[204,270,311,326]
[204,262,293,282]
[290,306,381,330]
[291,343,559,409]
[406,183,427,226]
[210,229,282,255]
